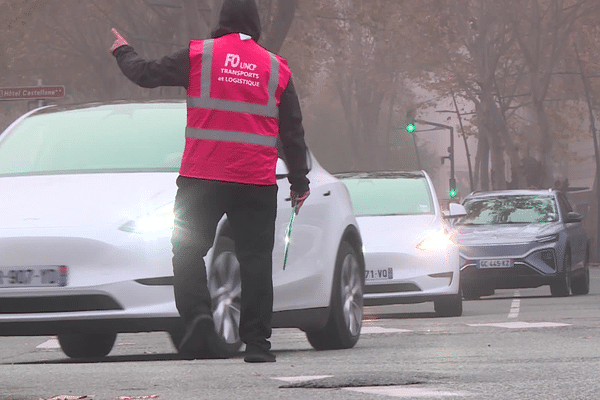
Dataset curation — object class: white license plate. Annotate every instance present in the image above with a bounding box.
[365,268,394,281]
[0,266,68,287]
[478,259,513,269]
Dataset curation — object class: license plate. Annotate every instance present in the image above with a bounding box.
[478,259,513,269]
[365,268,394,281]
[0,266,68,287]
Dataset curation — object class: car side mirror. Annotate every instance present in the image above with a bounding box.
[565,211,582,223]
[443,203,467,219]
[276,158,289,179]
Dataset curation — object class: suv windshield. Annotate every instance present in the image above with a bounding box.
[456,195,558,225]
[0,103,185,177]
[341,175,434,217]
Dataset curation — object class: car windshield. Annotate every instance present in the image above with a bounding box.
[341,175,434,217]
[0,103,185,177]
[456,195,558,225]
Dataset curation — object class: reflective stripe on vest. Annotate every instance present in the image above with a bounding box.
[185,126,278,147]
[187,39,280,119]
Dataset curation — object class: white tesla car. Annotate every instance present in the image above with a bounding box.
[335,171,466,317]
[0,101,365,358]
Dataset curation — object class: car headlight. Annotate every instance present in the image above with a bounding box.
[536,233,559,243]
[416,230,454,251]
[119,203,175,234]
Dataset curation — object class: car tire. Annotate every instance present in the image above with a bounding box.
[434,293,463,317]
[570,247,590,295]
[306,240,364,350]
[57,332,117,359]
[462,285,481,300]
[550,249,571,297]
[208,235,243,354]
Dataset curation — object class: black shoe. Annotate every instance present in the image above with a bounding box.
[178,315,230,359]
[244,348,276,363]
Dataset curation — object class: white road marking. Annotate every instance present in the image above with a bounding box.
[36,338,60,349]
[467,321,571,329]
[344,386,470,397]
[361,326,412,334]
[508,290,521,319]
[272,375,333,382]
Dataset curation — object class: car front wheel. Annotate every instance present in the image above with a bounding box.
[434,293,463,317]
[570,248,590,295]
[550,250,571,297]
[57,332,117,359]
[306,240,364,350]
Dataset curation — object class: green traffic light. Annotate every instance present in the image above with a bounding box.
[449,188,457,198]
[406,123,416,133]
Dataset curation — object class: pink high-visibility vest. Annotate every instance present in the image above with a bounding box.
[182,33,291,185]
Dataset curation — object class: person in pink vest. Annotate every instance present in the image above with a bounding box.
[110,0,310,363]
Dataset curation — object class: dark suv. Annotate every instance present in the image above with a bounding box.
[454,189,590,299]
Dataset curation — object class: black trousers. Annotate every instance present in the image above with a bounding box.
[170,176,278,350]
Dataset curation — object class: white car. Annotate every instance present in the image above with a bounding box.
[335,171,466,317]
[0,101,365,358]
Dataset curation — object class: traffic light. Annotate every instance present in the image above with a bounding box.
[449,177,457,198]
[405,109,416,133]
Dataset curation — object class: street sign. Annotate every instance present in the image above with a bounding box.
[0,86,65,101]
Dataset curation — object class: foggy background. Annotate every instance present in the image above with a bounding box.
[2,0,600,258]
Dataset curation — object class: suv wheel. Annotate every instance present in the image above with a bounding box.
[434,293,463,317]
[570,247,590,295]
[550,250,571,297]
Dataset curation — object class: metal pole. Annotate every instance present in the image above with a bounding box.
[412,133,422,170]
[450,126,455,184]
[575,44,600,261]
[452,91,474,191]
[37,79,44,109]
[415,119,456,193]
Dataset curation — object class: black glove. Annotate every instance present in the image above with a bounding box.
[291,190,310,215]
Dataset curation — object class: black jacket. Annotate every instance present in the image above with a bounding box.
[113,0,309,193]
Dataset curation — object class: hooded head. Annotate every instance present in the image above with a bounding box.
[211,0,261,42]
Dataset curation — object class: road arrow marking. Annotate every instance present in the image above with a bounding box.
[361,326,412,334]
[273,375,333,382]
[36,338,60,349]
[344,386,470,397]
[467,321,571,329]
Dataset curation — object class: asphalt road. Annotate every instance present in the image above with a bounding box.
[2,269,600,400]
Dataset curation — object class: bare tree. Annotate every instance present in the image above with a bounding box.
[511,0,589,187]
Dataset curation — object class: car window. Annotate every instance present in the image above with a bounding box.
[456,195,558,225]
[341,176,434,216]
[0,104,186,177]
[556,193,573,216]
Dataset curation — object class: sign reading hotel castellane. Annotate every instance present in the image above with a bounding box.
[0,86,65,100]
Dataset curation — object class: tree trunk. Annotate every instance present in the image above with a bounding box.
[533,99,553,188]
[182,0,209,39]
[260,0,298,53]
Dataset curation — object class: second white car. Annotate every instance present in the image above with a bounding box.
[336,171,465,317]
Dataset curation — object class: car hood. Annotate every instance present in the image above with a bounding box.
[455,222,561,245]
[356,214,441,251]
[0,173,177,229]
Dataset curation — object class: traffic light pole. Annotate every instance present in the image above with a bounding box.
[415,119,455,197]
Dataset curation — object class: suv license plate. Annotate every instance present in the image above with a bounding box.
[0,266,67,287]
[478,259,513,269]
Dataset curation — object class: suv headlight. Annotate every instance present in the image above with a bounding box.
[536,233,559,243]
[119,203,175,234]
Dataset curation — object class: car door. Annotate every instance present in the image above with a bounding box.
[272,153,336,311]
[557,193,587,269]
